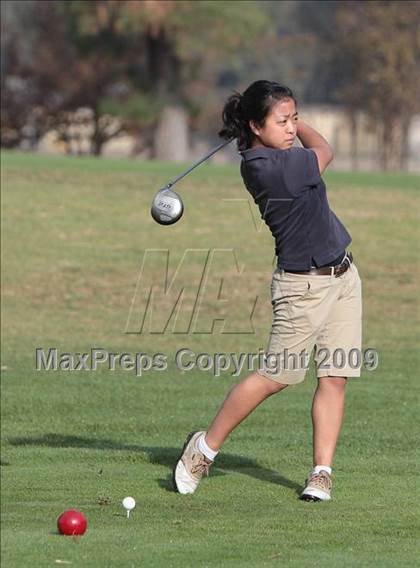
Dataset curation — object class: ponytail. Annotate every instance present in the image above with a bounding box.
[218,90,253,152]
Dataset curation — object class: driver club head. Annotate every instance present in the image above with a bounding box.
[150,138,235,226]
[151,187,184,225]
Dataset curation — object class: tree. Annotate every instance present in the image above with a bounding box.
[297,0,420,170]
[1,0,50,148]
[98,0,270,159]
[335,1,420,170]
[2,0,270,157]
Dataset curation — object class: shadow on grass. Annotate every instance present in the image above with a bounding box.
[9,433,302,494]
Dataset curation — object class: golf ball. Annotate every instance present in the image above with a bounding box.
[122,496,136,511]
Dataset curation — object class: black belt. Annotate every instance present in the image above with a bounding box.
[285,252,353,277]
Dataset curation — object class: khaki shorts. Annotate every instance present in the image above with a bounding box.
[257,261,362,384]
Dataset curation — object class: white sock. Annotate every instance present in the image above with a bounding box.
[198,433,218,461]
[312,465,332,476]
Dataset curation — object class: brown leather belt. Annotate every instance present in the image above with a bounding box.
[285,252,353,278]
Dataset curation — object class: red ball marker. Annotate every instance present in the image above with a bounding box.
[57,510,87,536]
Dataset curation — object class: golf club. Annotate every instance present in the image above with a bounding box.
[151,138,235,225]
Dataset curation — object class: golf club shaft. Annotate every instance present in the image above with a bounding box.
[165,138,235,189]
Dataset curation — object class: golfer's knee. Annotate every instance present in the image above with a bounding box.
[243,371,288,396]
[318,376,347,391]
[263,377,288,395]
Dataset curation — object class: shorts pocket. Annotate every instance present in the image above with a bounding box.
[271,278,312,307]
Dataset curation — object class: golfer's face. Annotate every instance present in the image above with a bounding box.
[251,99,298,150]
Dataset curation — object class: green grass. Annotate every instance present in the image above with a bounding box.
[1,150,420,567]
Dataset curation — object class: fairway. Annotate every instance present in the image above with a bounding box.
[1,151,419,567]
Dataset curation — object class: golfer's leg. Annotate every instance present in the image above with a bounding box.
[311,262,362,468]
[311,376,347,467]
[205,372,288,451]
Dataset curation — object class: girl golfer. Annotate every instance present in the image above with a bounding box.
[173,80,362,501]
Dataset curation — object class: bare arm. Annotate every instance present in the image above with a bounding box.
[297,120,334,174]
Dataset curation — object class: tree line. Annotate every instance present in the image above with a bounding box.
[1,0,419,170]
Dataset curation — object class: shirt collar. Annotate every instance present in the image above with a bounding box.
[240,146,278,161]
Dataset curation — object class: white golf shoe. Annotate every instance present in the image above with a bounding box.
[173,431,213,494]
[300,470,332,501]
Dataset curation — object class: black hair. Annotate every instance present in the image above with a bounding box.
[218,80,296,152]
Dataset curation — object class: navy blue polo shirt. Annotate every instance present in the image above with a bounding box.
[240,146,351,270]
